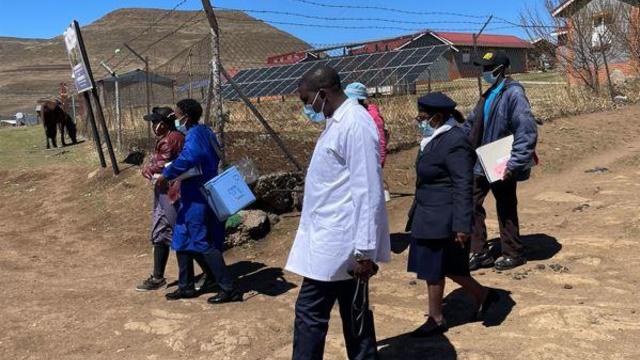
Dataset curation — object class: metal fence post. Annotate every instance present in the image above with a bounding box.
[115,77,122,151]
[145,57,151,146]
[188,48,193,98]
[100,61,123,152]
[220,64,303,172]
[71,94,76,121]
[474,16,493,96]
[122,43,151,147]
[473,33,482,96]
[202,0,226,170]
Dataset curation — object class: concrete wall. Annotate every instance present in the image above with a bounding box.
[560,0,639,84]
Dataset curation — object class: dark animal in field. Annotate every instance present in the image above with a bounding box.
[40,101,78,149]
[62,112,78,144]
[41,104,60,149]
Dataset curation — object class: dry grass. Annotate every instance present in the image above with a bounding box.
[101,79,640,164]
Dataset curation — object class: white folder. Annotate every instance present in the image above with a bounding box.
[475,135,514,183]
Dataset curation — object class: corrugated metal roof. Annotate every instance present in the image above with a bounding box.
[433,32,534,48]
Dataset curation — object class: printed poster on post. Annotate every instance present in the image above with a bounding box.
[63,22,93,93]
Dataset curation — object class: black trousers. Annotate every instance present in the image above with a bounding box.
[470,175,523,258]
[153,244,171,279]
[293,278,378,360]
[176,248,233,292]
[152,244,212,281]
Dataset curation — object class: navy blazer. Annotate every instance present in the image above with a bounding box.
[406,127,474,239]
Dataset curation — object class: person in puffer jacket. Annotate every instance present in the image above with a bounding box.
[463,50,538,272]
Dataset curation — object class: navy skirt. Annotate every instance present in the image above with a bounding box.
[407,237,470,282]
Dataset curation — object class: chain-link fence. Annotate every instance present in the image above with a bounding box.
[86,10,640,175]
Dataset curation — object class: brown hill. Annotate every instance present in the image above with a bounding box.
[0,8,309,115]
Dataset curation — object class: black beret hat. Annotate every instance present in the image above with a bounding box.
[417,91,457,112]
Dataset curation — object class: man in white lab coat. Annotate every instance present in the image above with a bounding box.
[285,66,390,360]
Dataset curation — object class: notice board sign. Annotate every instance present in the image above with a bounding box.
[63,21,94,93]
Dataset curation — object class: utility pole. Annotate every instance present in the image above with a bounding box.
[100,61,122,152]
[473,15,493,95]
[121,43,151,146]
[202,0,225,165]
[200,0,302,172]
[598,33,616,102]
[220,64,303,172]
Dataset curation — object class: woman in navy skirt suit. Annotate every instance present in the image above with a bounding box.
[406,92,498,337]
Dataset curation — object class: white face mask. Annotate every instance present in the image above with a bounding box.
[153,122,163,136]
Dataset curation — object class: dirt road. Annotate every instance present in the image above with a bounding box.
[1,105,640,359]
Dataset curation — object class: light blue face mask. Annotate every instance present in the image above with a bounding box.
[482,65,503,84]
[418,117,435,137]
[482,71,499,84]
[174,116,188,134]
[303,92,326,123]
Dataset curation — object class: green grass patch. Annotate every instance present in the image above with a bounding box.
[0,127,97,170]
[512,71,565,83]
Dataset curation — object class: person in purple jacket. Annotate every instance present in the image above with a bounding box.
[155,99,241,304]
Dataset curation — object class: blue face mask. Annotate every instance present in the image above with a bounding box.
[303,92,326,123]
[418,117,435,137]
[482,71,499,84]
[175,116,188,134]
[482,65,503,84]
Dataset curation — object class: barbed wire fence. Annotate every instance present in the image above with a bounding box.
[89,1,640,175]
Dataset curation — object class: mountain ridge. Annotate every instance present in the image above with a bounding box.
[0,8,309,115]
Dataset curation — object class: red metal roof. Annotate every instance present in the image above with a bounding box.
[267,51,308,66]
[349,34,416,55]
[264,31,531,66]
[434,32,533,49]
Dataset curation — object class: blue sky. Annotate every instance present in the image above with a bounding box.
[0,0,545,45]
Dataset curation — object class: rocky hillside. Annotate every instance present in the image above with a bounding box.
[0,8,309,115]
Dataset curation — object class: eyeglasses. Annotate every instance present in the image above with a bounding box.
[415,115,431,122]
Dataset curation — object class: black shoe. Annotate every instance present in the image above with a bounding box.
[469,251,495,271]
[207,288,243,304]
[494,256,527,271]
[410,317,448,338]
[165,288,197,300]
[136,275,167,292]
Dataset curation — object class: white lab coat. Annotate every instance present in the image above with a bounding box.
[285,98,391,282]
